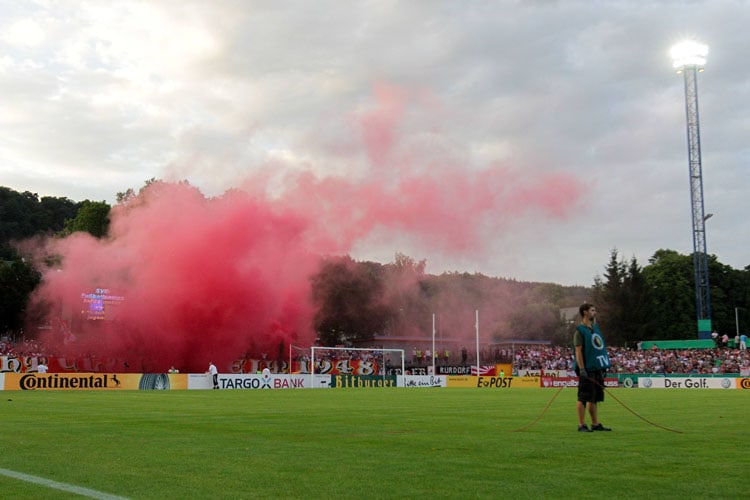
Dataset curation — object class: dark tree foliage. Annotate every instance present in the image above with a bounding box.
[40,196,80,231]
[507,302,562,340]
[621,256,655,341]
[381,253,432,336]
[310,256,392,346]
[60,200,111,238]
[116,177,159,205]
[641,249,696,340]
[0,187,78,258]
[0,186,111,338]
[309,251,595,347]
[592,250,656,346]
[705,257,750,337]
[4,185,746,349]
[0,257,41,337]
[590,248,750,344]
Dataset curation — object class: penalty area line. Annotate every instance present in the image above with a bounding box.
[0,467,128,500]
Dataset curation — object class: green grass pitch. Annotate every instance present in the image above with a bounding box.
[0,388,747,499]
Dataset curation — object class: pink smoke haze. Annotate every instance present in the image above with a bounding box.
[30,83,582,372]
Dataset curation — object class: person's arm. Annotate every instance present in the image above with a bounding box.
[575,345,587,378]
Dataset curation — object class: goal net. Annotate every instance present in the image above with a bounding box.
[311,346,405,380]
[289,344,312,374]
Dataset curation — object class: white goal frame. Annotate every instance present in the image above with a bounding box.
[311,346,405,387]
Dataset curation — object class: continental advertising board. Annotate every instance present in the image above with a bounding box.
[3,372,187,390]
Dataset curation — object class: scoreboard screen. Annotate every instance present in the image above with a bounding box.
[81,288,125,320]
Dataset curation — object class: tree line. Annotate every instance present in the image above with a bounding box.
[1,184,748,346]
[1,187,111,335]
[591,248,750,346]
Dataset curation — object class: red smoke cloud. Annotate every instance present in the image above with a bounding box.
[29,83,582,372]
[33,183,320,372]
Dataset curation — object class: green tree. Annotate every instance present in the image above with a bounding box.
[592,249,628,345]
[1,187,80,258]
[39,196,79,231]
[0,257,41,337]
[642,249,697,340]
[621,256,655,342]
[592,249,654,346]
[704,257,750,337]
[641,250,750,340]
[506,302,561,340]
[0,188,39,245]
[116,177,159,205]
[382,253,432,337]
[310,256,391,346]
[61,200,111,238]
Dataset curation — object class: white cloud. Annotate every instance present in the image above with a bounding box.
[0,0,748,284]
[5,18,46,47]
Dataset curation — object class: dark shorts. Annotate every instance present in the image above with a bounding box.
[577,370,605,403]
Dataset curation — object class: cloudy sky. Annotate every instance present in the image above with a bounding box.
[1,0,747,286]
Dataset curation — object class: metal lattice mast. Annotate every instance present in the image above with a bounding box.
[672,40,711,333]
[682,67,711,324]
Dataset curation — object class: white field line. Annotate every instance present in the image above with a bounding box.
[0,467,128,499]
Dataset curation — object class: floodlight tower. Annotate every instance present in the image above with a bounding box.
[670,40,712,337]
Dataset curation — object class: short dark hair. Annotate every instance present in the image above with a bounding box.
[579,303,595,317]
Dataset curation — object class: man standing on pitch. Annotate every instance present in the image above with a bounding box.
[208,361,219,389]
[574,303,612,432]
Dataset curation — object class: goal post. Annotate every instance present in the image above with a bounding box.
[310,346,405,387]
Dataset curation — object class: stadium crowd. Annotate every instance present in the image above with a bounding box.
[513,345,750,375]
[0,338,46,357]
[2,337,749,375]
[303,344,750,375]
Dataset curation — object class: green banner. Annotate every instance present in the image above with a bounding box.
[330,375,397,388]
[639,339,715,350]
[698,319,712,335]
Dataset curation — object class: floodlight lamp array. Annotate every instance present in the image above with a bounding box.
[671,40,708,71]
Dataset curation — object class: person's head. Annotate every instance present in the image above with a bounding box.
[579,303,596,320]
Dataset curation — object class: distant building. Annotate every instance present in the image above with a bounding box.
[560,306,579,324]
